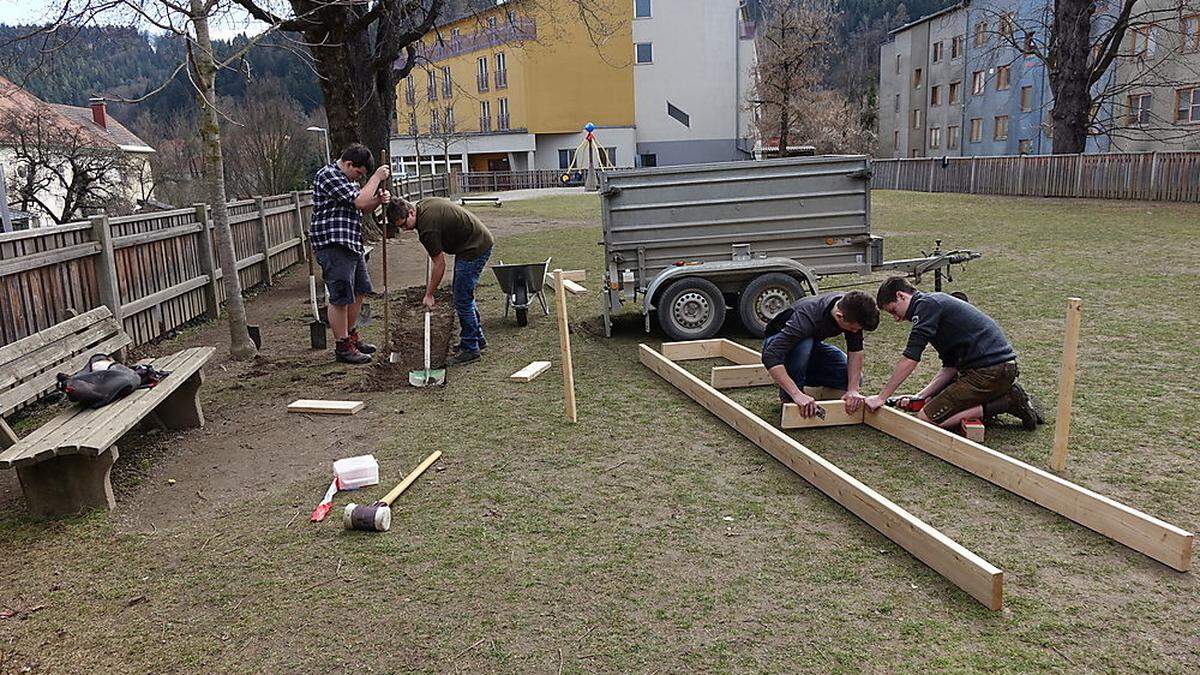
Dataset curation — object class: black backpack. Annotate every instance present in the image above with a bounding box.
[56,354,169,409]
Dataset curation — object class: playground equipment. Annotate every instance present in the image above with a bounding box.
[559,122,615,191]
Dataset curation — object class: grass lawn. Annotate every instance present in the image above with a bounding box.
[0,190,1197,673]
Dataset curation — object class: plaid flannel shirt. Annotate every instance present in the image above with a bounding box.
[309,163,364,254]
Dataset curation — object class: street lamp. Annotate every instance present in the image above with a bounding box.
[307,126,331,164]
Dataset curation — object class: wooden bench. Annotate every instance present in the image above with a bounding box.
[459,196,502,207]
[0,307,215,518]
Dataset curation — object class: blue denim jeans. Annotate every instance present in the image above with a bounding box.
[453,246,492,353]
[762,334,848,399]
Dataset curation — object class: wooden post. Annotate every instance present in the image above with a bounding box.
[1075,153,1085,196]
[290,191,307,263]
[553,269,577,423]
[88,214,123,325]
[1017,154,1025,195]
[193,203,220,320]
[969,158,977,193]
[254,196,273,286]
[1050,298,1083,472]
[1148,151,1159,200]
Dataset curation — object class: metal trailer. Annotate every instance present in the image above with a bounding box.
[598,155,980,339]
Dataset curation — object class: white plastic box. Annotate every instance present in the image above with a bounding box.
[333,455,379,490]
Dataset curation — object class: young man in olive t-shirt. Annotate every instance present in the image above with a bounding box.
[392,197,494,365]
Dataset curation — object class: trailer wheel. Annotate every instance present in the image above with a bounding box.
[738,273,805,337]
[657,278,726,341]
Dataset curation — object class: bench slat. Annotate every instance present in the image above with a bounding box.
[0,319,122,391]
[0,307,113,372]
[0,333,134,418]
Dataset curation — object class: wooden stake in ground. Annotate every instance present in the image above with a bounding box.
[553,269,577,422]
[1050,297,1083,472]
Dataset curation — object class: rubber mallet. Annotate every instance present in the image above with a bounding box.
[343,450,442,532]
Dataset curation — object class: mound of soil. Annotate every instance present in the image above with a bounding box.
[361,286,457,390]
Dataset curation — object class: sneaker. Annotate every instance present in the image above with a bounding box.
[349,330,377,355]
[334,338,372,364]
[1008,383,1039,431]
[446,349,480,366]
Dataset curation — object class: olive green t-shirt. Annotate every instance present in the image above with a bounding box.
[415,197,495,260]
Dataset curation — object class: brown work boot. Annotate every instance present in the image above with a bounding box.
[334,337,371,364]
[1008,383,1040,431]
[349,329,377,355]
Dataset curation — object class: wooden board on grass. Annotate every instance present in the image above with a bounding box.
[287,399,364,415]
[511,361,552,382]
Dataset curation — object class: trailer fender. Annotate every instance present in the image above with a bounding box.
[643,258,819,313]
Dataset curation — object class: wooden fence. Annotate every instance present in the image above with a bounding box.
[458,170,566,193]
[0,173,451,350]
[871,151,1200,202]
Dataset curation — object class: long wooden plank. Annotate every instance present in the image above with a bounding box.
[781,401,864,428]
[510,361,551,382]
[719,339,762,366]
[0,319,121,389]
[0,333,132,418]
[712,363,773,388]
[660,339,725,361]
[121,275,210,317]
[640,344,1004,610]
[0,242,100,278]
[287,399,364,415]
[112,222,203,249]
[865,406,1194,571]
[544,273,587,295]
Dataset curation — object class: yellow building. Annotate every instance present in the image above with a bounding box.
[391,0,635,175]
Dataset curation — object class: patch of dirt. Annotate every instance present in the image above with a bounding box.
[361,286,457,390]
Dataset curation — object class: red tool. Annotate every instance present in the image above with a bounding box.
[886,395,926,412]
[310,479,338,522]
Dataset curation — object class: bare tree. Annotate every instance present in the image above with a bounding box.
[751,0,840,155]
[221,81,321,197]
[1,109,136,223]
[976,0,1200,153]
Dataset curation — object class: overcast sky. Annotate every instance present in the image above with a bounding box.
[0,1,259,40]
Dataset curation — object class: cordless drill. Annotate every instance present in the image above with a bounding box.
[885,395,926,412]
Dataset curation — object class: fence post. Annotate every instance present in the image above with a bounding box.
[927,160,934,192]
[1075,153,1084,195]
[254,196,273,286]
[88,214,123,326]
[193,203,220,321]
[894,159,901,190]
[1017,154,1025,195]
[1149,151,1159,200]
[290,191,307,263]
[969,158,977,193]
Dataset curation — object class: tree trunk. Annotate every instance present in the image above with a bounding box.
[1049,0,1093,154]
[192,0,257,360]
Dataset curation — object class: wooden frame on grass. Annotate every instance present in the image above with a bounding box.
[640,343,1005,610]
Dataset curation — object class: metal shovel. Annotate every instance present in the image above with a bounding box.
[408,311,446,387]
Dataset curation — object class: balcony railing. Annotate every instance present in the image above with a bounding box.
[427,88,437,102]
[445,120,455,133]
[422,19,537,61]
[442,82,453,98]
[480,116,492,132]
[495,69,508,89]
[476,73,489,92]
[497,113,510,131]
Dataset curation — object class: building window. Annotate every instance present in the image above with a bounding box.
[1132,24,1158,58]
[405,75,416,105]
[892,129,899,151]
[894,93,900,113]
[999,12,1015,40]
[635,42,653,64]
[480,100,491,131]
[951,35,964,58]
[431,108,440,134]
[913,68,923,89]
[996,65,1011,90]
[558,148,572,169]
[994,115,1009,140]
[1020,85,1034,112]
[604,147,617,165]
[444,105,455,132]
[911,108,922,129]
[408,112,417,136]
[667,101,690,127]
[1175,87,1200,123]
[1018,139,1033,154]
[498,98,510,130]
[972,71,985,95]
[930,85,940,106]
[932,41,943,63]
[635,0,651,19]
[969,118,982,142]
[895,53,901,74]
[639,153,657,167]
[1184,15,1200,54]
[973,21,987,47]
[495,52,508,88]
[487,16,497,30]
[929,127,941,148]
[477,57,489,92]
[949,81,962,105]
[507,9,518,23]
[427,70,437,101]
[947,125,960,149]
[442,66,453,97]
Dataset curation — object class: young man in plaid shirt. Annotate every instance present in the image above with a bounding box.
[310,144,391,364]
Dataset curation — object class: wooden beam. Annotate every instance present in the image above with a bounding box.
[719,339,762,365]
[640,344,1004,610]
[1051,297,1084,472]
[711,364,772,388]
[553,270,577,423]
[865,406,1194,572]
[545,273,587,295]
[660,339,725,361]
[781,402,864,428]
[287,400,364,415]
[510,361,551,382]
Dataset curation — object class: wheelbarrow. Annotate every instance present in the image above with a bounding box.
[492,257,551,327]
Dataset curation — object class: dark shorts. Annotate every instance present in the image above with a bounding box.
[315,245,372,306]
[924,361,1018,424]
